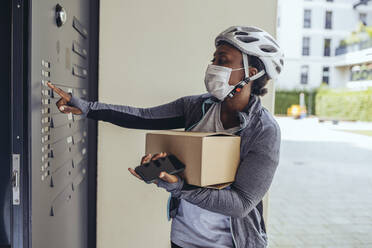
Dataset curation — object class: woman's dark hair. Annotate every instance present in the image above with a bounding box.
[216,40,269,96]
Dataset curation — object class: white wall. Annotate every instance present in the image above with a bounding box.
[98,1,278,247]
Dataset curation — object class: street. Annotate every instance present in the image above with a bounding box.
[268,117,372,248]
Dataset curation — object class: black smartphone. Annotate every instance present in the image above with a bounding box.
[134,154,185,184]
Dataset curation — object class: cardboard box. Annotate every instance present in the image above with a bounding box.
[145,130,241,189]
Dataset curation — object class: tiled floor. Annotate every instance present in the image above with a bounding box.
[267,117,372,248]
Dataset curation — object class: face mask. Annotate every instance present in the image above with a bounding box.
[204,64,244,101]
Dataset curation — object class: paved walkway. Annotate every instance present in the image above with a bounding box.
[267,117,372,248]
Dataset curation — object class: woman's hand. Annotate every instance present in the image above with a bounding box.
[47,82,83,115]
[128,152,179,184]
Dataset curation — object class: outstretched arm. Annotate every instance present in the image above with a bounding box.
[68,94,187,130]
[47,81,189,130]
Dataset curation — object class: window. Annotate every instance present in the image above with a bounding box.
[359,13,367,25]
[322,67,330,84]
[302,37,310,56]
[301,65,309,85]
[324,39,331,56]
[325,11,332,29]
[304,9,312,28]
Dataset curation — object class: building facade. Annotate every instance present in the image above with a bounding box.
[276,0,372,90]
[334,2,372,91]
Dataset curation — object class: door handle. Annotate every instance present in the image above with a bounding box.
[12,154,20,205]
[12,171,18,188]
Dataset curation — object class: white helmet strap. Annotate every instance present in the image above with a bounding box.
[242,52,265,82]
[248,70,266,81]
[242,53,249,78]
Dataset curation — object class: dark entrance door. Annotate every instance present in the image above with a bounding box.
[0,1,12,246]
[4,0,99,247]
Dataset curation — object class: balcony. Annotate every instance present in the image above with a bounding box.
[336,38,372,56]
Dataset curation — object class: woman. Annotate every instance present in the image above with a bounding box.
[48,25,284,248]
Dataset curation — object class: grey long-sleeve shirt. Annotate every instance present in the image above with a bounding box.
[68,92,281,248]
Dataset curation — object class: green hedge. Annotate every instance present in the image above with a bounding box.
[275,90,316,115]
[315,87,372,121]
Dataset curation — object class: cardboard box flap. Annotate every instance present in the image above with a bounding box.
[146,130,237,137]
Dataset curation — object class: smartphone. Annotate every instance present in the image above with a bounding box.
[134,154,185,184]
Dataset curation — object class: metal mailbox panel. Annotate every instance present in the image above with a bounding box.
[30,1,92,247]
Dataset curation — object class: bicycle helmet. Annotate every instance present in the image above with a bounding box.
[215,25,284,81]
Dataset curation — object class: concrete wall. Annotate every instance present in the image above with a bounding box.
[98,1,278,247]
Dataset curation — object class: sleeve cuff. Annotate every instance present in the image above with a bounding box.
[68,93,90,117]
[157,176,184,198]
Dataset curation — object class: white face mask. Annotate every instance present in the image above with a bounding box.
[204,64,244,101]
